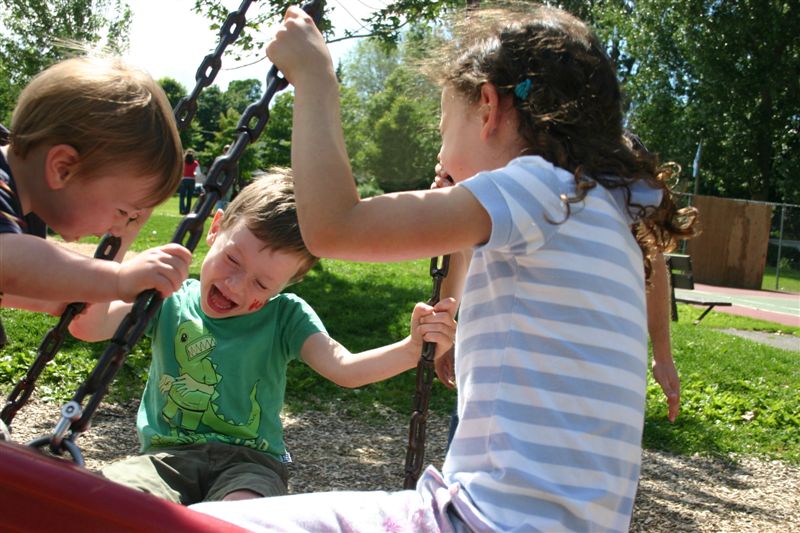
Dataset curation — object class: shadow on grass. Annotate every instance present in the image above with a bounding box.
[643,414,730,459]
[286,262,458,417]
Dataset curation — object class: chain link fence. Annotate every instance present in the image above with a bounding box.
[767,202,800,292]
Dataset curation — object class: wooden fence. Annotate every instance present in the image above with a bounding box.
[686,195,772,289]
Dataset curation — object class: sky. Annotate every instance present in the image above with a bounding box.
[124,0,383,91]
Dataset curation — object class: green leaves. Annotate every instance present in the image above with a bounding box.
[0,0,132,88]
[619,0,800,203]
[645,306,800,463]
[338,34,441,193]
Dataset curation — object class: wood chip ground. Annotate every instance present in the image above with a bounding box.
[7,396,799,532]
[12,242,798,530]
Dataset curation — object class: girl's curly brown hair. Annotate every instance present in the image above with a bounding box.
[430,2,698,280]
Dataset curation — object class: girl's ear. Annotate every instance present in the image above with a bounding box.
[44,144,79,190]
[206,209,225,245]
[478,83,503,141]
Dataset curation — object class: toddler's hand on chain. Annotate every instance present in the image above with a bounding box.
[116,244,192,302]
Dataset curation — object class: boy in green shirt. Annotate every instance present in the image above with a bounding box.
[69,169,456,504]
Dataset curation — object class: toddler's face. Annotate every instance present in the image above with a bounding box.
[200,214,304,319]
[48,169,155,242]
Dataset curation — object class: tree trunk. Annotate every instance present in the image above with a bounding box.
[752,86,773,201]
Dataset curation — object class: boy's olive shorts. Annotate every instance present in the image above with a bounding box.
[102,441,289,504]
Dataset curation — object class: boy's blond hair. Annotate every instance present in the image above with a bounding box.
[220,168,318,282]
[9,56,182,207]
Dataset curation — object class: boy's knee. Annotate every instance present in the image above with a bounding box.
[221,489,264,501]
[206,461,288,502]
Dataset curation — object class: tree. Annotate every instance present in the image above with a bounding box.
[338,28,441,193]
[195,0,799,203]
[194,85,227,153]
[617,0,800,203]
[364,93,439,193]
[193,0,463,53]
[259,91,294,169]
[225,78,262,114]
[360,65,439,193]
[158,77,197,151]
[0,63,15,124]
[204,107,262,191]
[340,39,400,99]
[0,0,132,116]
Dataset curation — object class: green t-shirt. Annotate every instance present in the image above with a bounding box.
[137,278,326,460]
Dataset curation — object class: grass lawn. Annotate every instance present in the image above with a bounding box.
[644,306,799,464]
[762,265,800,293]
[2,196,798,464]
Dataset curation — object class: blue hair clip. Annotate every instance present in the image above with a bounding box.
[514,79,532,100]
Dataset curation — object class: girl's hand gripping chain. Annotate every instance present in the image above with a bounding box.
[430,164,458,389]
[266,6,333,87]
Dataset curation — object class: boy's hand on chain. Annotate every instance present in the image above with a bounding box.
[410,297,458,357]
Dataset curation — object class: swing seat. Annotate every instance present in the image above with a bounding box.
[0,440,246,532]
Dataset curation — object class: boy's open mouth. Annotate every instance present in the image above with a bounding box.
[207,284,237,314]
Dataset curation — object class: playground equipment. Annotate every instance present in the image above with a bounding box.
[1,0,447,524]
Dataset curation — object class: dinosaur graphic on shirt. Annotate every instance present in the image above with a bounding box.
[158,320,261,440]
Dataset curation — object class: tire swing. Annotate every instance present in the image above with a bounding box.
[0,0,448,526]
[0,2,320,529]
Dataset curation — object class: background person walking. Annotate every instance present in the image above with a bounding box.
[179,151,199,214]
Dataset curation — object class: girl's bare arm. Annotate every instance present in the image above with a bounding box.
[267,8,490,262]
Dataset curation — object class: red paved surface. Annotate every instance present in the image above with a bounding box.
[693,283,799,327]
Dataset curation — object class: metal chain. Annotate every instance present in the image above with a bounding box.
[1,239,121,427]
[1,0,256,432]
[173,0,256,131]
[6,0,325,459]
[403,254,450,489]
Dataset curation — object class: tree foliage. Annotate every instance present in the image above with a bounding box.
[589,0,799,203]
[225,79,263,114]
[193,0,463,51]
[359,67,439,192]
[0,0,132,121]
[338,29,441,193]
[158,78,270,186]
[2,1,796,203]
[260,91,294,169]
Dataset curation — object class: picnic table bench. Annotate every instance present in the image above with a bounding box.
[666,253,732,324]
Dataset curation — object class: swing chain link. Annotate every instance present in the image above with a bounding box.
[173,0,256,131]
[3,0,325,458]
[0,0,258,438]
[1,239,120,427]
[403,255,450,490]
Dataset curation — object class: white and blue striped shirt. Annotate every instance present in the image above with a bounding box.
[424,155,649,532]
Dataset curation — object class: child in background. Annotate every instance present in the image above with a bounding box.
[0,56,191,315]
[191,3,697,532]
[69,170,457,505]
[180,150,199,214]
